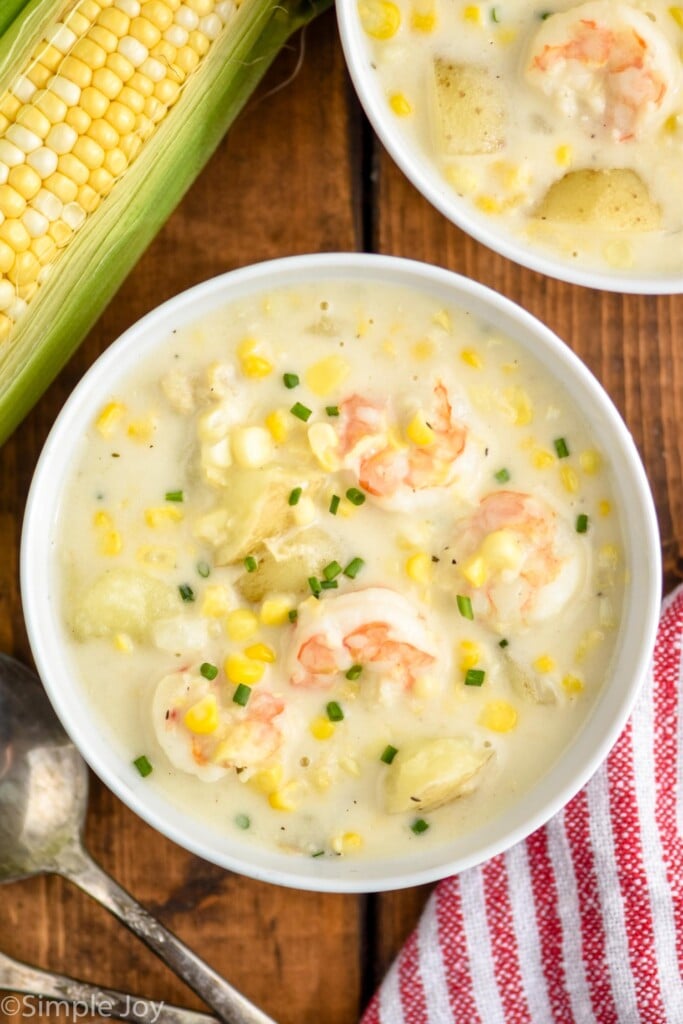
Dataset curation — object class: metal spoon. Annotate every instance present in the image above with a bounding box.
[0,653,277,1024]
[0,948,217,1023]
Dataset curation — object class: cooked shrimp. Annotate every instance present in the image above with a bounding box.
[153,669,284,781]
[287,587,441,690]
[444,490,585,630]
[525,1,681,141]
[337,383,468,498]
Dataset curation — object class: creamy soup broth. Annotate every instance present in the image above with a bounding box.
[356,0,683,276]
[57,280,625,860]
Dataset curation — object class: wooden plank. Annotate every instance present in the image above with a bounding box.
[0,14,365,1024]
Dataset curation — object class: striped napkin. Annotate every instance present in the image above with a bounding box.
[362,585,683,1024]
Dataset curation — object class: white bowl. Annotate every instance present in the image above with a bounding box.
[336,1,683,295]
[21,254,661,892]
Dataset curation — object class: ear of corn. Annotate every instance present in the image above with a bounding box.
[0,0,331,444]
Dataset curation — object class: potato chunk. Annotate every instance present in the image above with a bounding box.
[505,655,557,705]
[430,59,505,155]
[194,466,322,565]
[533,169,661,230]
[70,569,178,641]
[384,736,492,814]
[236,527,339,603]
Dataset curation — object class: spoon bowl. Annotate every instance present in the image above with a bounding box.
[0,652,276,1024]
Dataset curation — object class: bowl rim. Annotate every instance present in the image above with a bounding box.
[335,0,683,296]
[21,252,662,892]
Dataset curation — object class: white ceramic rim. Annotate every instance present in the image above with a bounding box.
[21,253,662,892]
[335,1,683,295]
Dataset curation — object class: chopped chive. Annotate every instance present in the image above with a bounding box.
[290,401,312,422]
[311,849,325,858]
[539,9,551,18]
[178,583,195,602]
[288,486,302,506]
[457,594,474,620]
[494,468,510,483]
[465,668,486,687]
[235,813,250,830]
[554,436,570,459]
[411,818,430,835]
[345,664,363,680]
[244,555,258,573]
[323,560,342,580]
[326,405,340,417]
[196,560,211,578]
[288,609,299,623]
[326,701,344,722]
[380,744,398,764]
[343,557,365,579]
[329,494,341,515]
[200,662,218,680]
[320,579,338,590]
[133,755,153,778]
[165,489,184,502]
[491,4,501,20]
[576,513,589,534]
[283,372,300,389]
[498,638,509,649]
[346,487,366,506]
[308,576,322,597]
[233,683,251,707]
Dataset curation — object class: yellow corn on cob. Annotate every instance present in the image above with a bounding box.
[0,0,331,443]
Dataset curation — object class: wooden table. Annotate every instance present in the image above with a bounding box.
[1,11,681,1023]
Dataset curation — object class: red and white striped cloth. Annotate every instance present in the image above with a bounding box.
[362,585,683,1024]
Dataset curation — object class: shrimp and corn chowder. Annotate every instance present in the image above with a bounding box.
[59,281,625,861]
[357,0,683,276]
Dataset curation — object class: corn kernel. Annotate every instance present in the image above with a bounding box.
[224,653,265,685]
[599,543,619,567]
[406,412,435,447]
[268,783,298,811]
[562,674,584,695]
[250,764,283,794]
[200,584,231,618]
[126,415,155,439]
[90,167,115,196]
[555,144,573,167]
[0,218,31,252]
[226,608,259,640]
[16,104,50,139]
[100,530,123,556]
[534,654,555,674]
[598,500,611,517]
[532,447,555,469]
[475,194,503,214]
[579,449,601,475]
[184,694,219,734]
[411,11,436,30]
[144,506,183,527]
[7,251,41,287]
[0,242,14,274]
[389,92,413,116]
[460,348,482,368]
[175,45,200,74]
[245,642,276,663]
[98,7,131,36]
[463,4,481,22]
[310,716,335,740]
[410,338,434,360]
[575,628,604,663]
[0,185,26,219]
[503,386,533,426]
[231,425,274,468]
[260,597,293,626]
[308,421,340,470]
[143,0,176,30]
[113,632,134,653]
[459,640,481,672]
[669,6,683,27]
[61,56,93,89]
[305,354,350,396]
[265,409,288,443]
[560,465,579,493]
[405,552,433,584]
[89,26,119,53]
[462,554,486,587]
[73,38,107,69]
[331,832,363,853]
[130,16,162,48]
[479,700,518,732]
[93,510,112,530]
[95,400,126,436]
[88,118,119,151]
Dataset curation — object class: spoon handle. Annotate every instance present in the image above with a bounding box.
[57,844,277,1024]
[0,950,216,1023]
